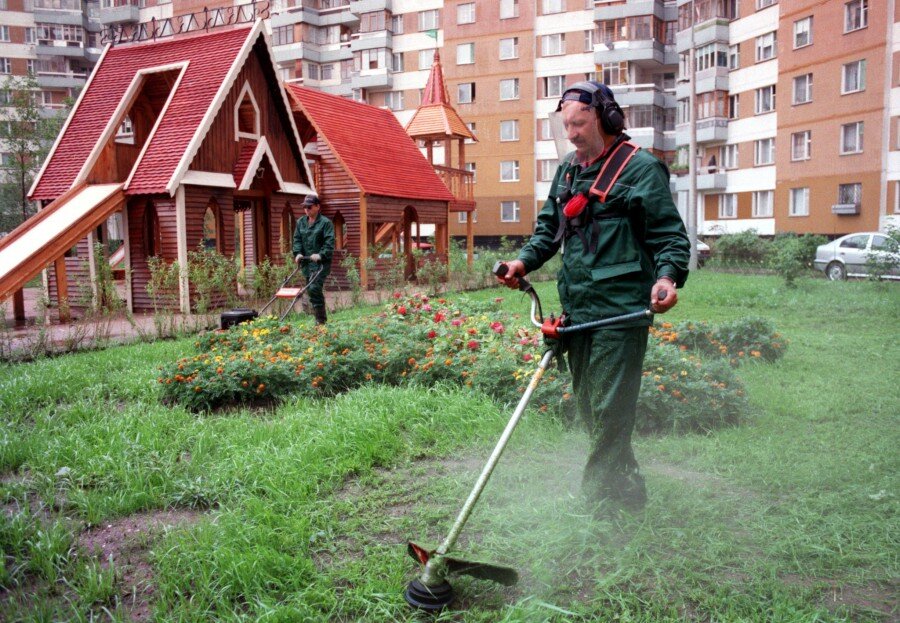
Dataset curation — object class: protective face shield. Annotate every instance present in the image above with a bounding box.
[548,110,575,164]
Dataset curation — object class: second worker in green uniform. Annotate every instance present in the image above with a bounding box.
[292,194,335,325]
[498,81,691,514]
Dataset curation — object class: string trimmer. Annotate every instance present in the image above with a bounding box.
[403,261,660,611]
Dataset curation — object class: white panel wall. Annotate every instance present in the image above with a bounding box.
[729,5,779,44]
[535,53,594,76]
[728,113,776,142]
[728,59,778,94]
[725,165,776,192]
[393,0,443,13]
[534,10,594,35]
[703,218,774,236]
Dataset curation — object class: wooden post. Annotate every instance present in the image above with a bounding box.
[426,140,434,165]
[12,288,25,322]
[121,207,133,313]
[359,193,369,288]
[54,256,70,322]
[175,186,190,315]
[86,230,99,310]
[466,216,473,267]
[458,138,465,170]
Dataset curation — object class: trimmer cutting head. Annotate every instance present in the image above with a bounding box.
[404,541,518,611]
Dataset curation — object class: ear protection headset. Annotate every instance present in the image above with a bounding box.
[556,81,626,135]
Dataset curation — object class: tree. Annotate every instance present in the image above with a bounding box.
[0,75,69,233]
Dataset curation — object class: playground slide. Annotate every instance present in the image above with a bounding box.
[0,183,125,303]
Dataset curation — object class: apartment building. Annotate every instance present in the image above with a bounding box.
[3,0,897,241]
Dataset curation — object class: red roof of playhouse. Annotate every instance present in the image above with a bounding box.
[30,24,264,200]
[286,85,455,203]
[405,51,475,141]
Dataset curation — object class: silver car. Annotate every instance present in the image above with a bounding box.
[813,232,900,281]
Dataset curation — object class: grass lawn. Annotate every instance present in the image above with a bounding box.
[0,272,897,622]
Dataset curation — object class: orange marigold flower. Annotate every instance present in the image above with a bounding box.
[216,367,224,374]
[257,384,265,392]
[657,384,666,391]
[750,350,761,357]
[444,358,453,366]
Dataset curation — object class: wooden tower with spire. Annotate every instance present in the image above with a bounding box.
[405,51,478,266]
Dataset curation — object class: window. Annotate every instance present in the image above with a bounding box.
[538,118,553,141]
[600,62,627,85]
[720,144,739,169]
[499,37,518,60]
[584,29,596,52]
[755,138,774,165]
[793,74,812,104]
[500,201,520,222]
[203,201,223,253]
[543,75,565,99]
[361,48,387,70]
[500,78,519,101]
[841,121,864,154]
[838,183,862,205]
[789,188,810,216]
[794,16,812,48]
[719,194,737,219]
[360,12,387,32]
[457,82,475,104]
[756,32,776,62]
[791,131,811,160]
[755,85,775,114]
[418,9,439,31]
[0,90,11,105]
[457,2,475,24]
[542,0,563,14]
[25,27,36,44]
[696,43,729,71]
[500,119,519,141]
[306,63,320,81]
[385,90,403,111]
[500,160,520,182]
[0,58,10,75]
[321,64,333,80]
[143,202,162,258]
[728,94,739,119]
[538,159,557,181]
[500,0,519,19]
[752,190,774,217]
[235,84,260,139]
[844,0,867,32]
[0,27,9,42]
[390,52,404,72]
[465,162,476,183]
[842,60,866,93]
[391,14,403,34]
[458,210,478,223]
[419,49,436,70]
[757,0,777,8]
[272,25,294,46]
[541,33,565,56]
[457,43,475,65]
[728,44,740,70]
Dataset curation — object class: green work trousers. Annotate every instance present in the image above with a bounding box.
[566,326,649,509]
[302,262,330,310]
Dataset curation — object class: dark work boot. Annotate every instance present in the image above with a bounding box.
[313,306,327,325]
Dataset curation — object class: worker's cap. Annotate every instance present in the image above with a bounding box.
[303,194,320,207]
[555,81,617,112]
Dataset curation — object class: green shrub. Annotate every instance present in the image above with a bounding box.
[713,230,772,266]
[651,317,786,365]
[160,295,763,434]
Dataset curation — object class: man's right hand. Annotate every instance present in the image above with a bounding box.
[496,259,526,289]
[295,254,303,265]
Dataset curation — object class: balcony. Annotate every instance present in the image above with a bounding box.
[350,30,391,52]
[675,66,728,98]
[832,203,860,215]
[98,0,139,25]
[676,18,730,53]
[33,9,84,26]
[35,40,87,59]
[608,82,673,108]
[350,68,391,89]
[675,116,728,145]
[674,168,727,191]
[349,0,391,13]
[594,38,666,66]
[594,0,670,21]
[35,70,88,88]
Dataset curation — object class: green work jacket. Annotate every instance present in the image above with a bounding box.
[518,143,690,326]
[292,214,335,267]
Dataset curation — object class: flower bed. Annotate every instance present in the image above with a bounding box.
[159,294,771,433]
[650,317,786,366]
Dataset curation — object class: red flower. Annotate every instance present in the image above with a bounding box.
[434,312,445,322]
[451,318,463,327]
[563,193,589,218]
[427,330,437,339]
[393,291,402,299]
[490,321,505,334]
[523,353,533,362]
[467,327,477,335]
[398,306,407,315]
[467,340,479,350]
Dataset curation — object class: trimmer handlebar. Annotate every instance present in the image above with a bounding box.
[492,260,654,337]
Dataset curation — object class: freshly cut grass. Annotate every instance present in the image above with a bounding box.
[0,272,897,621]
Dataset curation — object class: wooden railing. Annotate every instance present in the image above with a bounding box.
[433,165,474,204]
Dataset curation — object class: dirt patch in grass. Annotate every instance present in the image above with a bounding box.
[77,508,204,622]
[781,574,898,621]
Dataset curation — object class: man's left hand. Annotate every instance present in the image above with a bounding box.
[651,278,677,313]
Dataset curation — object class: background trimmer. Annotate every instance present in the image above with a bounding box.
[404,262,656,611]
